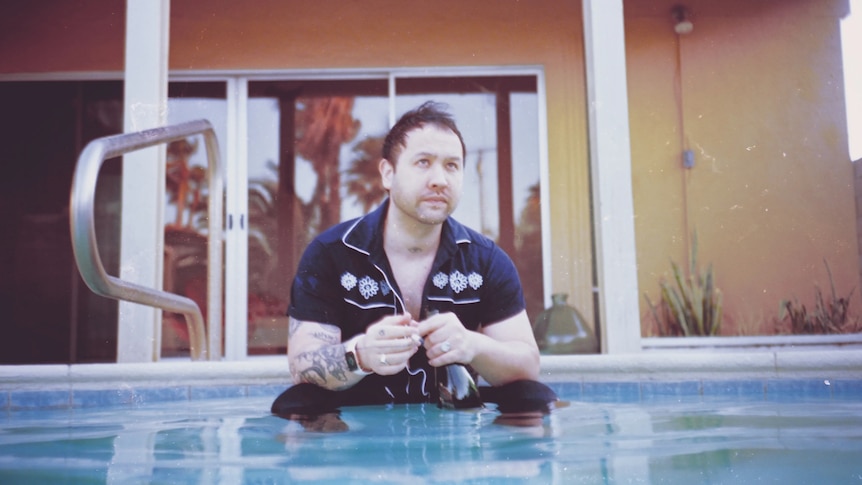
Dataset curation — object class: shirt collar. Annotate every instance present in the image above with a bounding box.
[342,197,473,260]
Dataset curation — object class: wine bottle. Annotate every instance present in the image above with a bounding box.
[437,362,483,409]
[426,309,483,409]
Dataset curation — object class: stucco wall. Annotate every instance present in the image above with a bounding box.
[627,0,857,335]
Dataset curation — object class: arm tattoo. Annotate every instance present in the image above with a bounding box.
[289,319,351,389]
[311,331,340,344]
[289,318,339,341]
[294,344,351,389]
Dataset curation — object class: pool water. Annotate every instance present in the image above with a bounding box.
[1,393,861,484]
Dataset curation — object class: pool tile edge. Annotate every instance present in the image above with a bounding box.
[2,350,861,409]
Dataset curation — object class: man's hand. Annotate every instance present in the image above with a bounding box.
[288,314,424,390]
[358,314,423,375]
[415,311,476,367]
[416,310,540,386]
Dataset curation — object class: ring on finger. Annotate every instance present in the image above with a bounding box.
[441,341,452,353]
[379,354,388,365]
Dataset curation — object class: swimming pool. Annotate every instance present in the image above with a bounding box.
[1,382,861,484]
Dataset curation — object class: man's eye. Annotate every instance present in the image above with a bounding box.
[417,159,430,166]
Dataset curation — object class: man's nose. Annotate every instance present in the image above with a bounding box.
[428,163,449,188]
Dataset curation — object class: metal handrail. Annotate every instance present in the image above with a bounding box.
[69,119,224,361]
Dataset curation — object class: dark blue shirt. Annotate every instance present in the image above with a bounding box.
[288,198,525,402]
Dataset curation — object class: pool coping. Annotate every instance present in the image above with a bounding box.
[2,349,861,388]
[540,348,862,381]
[1,349,861,409]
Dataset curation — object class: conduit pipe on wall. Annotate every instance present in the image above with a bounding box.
[672,4,694,272]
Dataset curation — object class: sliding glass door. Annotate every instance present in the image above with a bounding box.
[0,69,545,362]
[243,73,544,355]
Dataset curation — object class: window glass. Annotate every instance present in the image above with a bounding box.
[245,75,544,354]
[163,82,227,357]
[246,80,389,353]
[0,73,545,362]
[0,80,123,363]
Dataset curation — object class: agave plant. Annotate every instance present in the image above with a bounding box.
[646,232,723,336]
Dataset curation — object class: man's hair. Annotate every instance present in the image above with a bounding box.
[382,101,467,165]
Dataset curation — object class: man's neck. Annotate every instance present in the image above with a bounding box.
[383,207,443,257]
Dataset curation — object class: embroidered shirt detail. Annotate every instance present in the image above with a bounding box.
[358,276,379,300]
[450,270,468,293]
[468,272,484,290]
[380,280,391,296]
[432,272,449,289]
[341,272,357,291]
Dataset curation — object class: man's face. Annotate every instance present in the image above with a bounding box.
[380,123,464,226]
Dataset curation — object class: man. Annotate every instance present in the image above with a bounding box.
[272,101,555,416]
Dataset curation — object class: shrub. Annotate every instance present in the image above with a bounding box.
[777,259,861,334]
[645,232,722,337]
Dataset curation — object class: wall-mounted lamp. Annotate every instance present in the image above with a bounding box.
[672,5,694,35]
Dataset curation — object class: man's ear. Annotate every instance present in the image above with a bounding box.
[379,158,394,190]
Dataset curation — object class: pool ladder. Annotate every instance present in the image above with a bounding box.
[69,120,224,361]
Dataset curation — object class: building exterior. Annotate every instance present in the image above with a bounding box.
[0,0,856,363]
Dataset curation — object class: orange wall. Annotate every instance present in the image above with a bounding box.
[2,0,856,337]
[627,0,857,335]
[0,2,125,73]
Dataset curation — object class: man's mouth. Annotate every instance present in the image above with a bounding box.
[423,196,448,205]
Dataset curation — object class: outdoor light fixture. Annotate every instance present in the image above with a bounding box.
[672,5,694,35]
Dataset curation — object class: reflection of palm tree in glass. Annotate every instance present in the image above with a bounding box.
[295,97,360,234]
[166,138,205,228]
[344,136,386,213]
[164,137,209,351]
[247,161,280,295]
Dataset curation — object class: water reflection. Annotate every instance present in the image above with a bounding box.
[273,404,557,483]
[2,398,861,484]
[278,411,350,433]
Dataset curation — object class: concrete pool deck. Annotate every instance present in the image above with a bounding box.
[1,348,861,399]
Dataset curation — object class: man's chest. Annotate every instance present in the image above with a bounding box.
[387,252,435,318]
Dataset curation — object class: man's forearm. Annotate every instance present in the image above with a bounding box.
[290,344,364,391]
[470,335,540,386]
